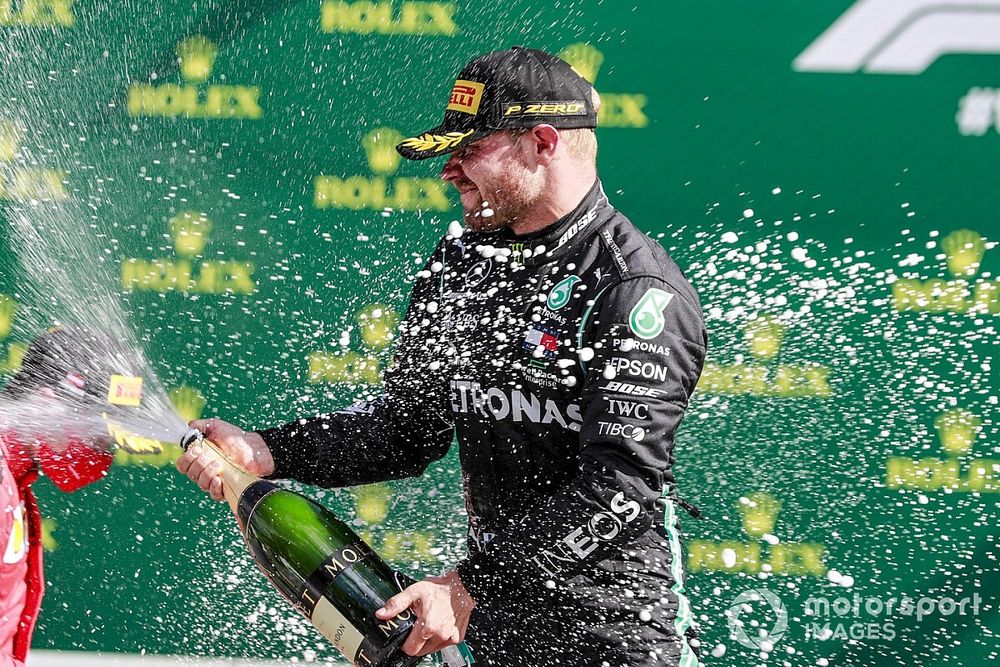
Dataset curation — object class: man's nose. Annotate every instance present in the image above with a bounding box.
[440,156,462,183]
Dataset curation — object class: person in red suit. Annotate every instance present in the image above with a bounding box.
[0,327,133,667]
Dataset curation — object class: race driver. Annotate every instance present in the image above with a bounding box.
[178,46,708,666]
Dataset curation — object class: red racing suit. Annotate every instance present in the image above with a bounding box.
[0,433,112,667]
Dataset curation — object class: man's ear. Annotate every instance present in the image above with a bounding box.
[525,124,560,166]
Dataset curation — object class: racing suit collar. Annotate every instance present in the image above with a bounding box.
[496,178,610,265]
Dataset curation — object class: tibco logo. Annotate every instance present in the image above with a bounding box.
[795,0,1000,75]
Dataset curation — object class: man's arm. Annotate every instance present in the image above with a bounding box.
[455,275,707,601]
[254,247,455,488]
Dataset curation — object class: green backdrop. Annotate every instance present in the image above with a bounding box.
[0,1,996,665]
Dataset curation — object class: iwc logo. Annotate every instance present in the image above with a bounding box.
[557,43,648,128]
[688,492,827,577]
[0,121,68,203]
[314,126,451,212]
[121,210,256,295]
[127,36,263,119]
[0,0,74,27]
[698,315,832,398]
[887,407,996,493]
[892,229,998,314]
[320,1,457,36]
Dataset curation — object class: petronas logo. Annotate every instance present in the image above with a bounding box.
[739,492,782,539]
[362,127,405,175]
[169,385,207,423]
[628,288,673,339]
[169,210,212,257]
[935,408,982,456]
[547,275,581,310]
[941,229,987,278]
[558,43,604,84]
[745,315,786,360]
[176,36,218,82]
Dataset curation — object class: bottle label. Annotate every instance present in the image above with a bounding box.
[310,595,367,661]
[296,540,375,616]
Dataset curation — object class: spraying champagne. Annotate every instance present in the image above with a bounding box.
[179,429,473,667]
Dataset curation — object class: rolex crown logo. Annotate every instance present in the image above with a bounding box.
[353,483,393,525]
[935,408,981,456]
[362,127,405,175]
[739,492,781,539]
[744,315,786,360]
[0,121,23,162]
[358,304,399,350]
[169,210,212,257]
[176,36,218,83]
[169,385,207,424]
[940,229,986,278]
[558,42,604,84]
[0,294,16,340]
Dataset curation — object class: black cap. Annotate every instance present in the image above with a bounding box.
[396,46,598,161]
[0,326,144,407]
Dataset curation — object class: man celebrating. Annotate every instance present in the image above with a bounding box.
[178,46,707,666]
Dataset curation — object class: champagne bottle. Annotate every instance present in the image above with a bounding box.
[179,429,474,667]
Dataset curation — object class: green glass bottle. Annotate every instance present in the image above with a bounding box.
[180,429,473,667]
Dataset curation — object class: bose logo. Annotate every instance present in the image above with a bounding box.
[794,0,1000,75]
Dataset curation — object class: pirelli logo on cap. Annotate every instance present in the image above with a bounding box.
[447,79,484,115]
[108,375,143,406]
[503,101,588,117]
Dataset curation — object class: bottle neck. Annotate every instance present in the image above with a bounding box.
[196,439,260,510]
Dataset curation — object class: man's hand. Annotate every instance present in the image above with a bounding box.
[375,571,476,657]
[175,418,275,501]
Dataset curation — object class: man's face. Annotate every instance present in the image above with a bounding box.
[439,131,544,232]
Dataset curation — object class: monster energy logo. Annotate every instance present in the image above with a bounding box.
[628,288,674,339]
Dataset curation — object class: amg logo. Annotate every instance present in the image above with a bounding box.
[531,492,642,578]
[599,381,666,399]
[794,0,1000,74]
[607,398,649,420]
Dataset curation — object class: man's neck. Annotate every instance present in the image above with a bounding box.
[508,169,598,237]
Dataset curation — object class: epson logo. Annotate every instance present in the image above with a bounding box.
[794,0,1000,75]
[599,381,667,399]
[450,380,582,431]
[609,357,668,382]
[530,492,643,578]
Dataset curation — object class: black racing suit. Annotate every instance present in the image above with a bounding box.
[258,180,708,666]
